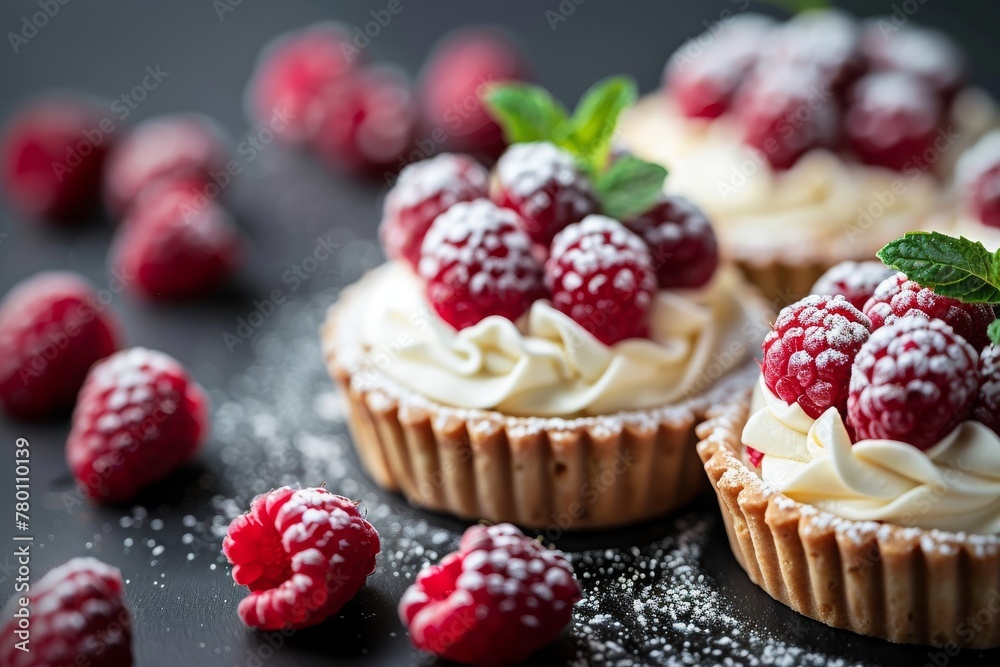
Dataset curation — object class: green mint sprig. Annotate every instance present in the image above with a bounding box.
[484,76,667,220]
[757,0,830,14]
[877,231,1000,345]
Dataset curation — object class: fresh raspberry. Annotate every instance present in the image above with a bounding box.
[66,347,210,503]
[104,114,231,216]
[848,317,979,449]
[223,486,380,630]
[419,27,529,159]
[810,260,897,311]
[419,199,545,330]
[861,21,966,99]
[664,14,775,119]
[624,194,719,289]
[956,131,1000,229]
[312,65,418,173]
[863,273,994,350]
[110,180,243,300]
[746,447,765,468]
[0,272,120,420]
[545,215,656,346]
[380,153,490,269]
[974,345,1000,435]
[734,63,840,170]
[762,295,871,419]
[845,72,942,172]
[245,22,356,146]
[1,94,112,223]
[399,523,581,666]
[760,9,864,94]
[0,558,132,667]
[490,142,598,246]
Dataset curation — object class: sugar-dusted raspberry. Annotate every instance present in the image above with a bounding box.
[66,347,210,502]
[762,295,871,419]
[110,179,243,300]
[845,72,942,172]
[223,486,380,630]
[0,272,120,420]
[624,194,719,289]
[848,316,979,449]
[399,523,581,666]
[810,260,897,311]
[0,558,132,667]
[760,9,864,93]
[974,345,1000,435]
[545,215,657,346]
[1,94,112,223]
[245,22,356,146]
[104,114,230,216]
[490,142,599,246]
[956,130,1000,229]
[380,153,490,268]
[419,199,545,330]
[664,14,775,119]
[863,272,994,350]
[861,21,966,99]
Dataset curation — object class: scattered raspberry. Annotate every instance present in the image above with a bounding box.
[419,28,529,159]
[861,21,966,99]
[762,295,871,419]
[848,317,979,449]
[974,344,1000,436]
[399,523,580,666]
[810,260,897,311]
[223,486,380,630]
[66,347,210,503]
[104,114,231,217]
[0,558,132,667]
[863,273,994,350]
[845,72,942,172]
[380,153,490,269]
[490,142,598,246]
[1,94,112,223]
[545,215,657,346]
[312,65,418,173]
[746,447,765,468]
[110,179,243,300]
[0,272,120,420]
[419,199,545,330]
[760,9,864,93]
[957,131,1000,229]
[246,22,356,145]
[664,14,775,119]
[624,194,719,289]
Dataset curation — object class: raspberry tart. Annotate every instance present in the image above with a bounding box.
[697,237,1000,648]
[621,10,997,304]
[322,79,770,529]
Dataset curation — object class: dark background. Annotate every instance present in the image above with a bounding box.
[2,1,1000,666]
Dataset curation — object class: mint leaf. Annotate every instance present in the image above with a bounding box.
[483,84,568,144]
[595,155,667,220]
[757,0,829,13]
[555,76,637,173]
[877,232,1000,303]
[990,319,1000,347]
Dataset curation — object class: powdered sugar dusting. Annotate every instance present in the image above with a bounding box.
[388,153,489,209]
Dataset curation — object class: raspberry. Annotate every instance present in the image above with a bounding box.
[624,195,719,289]
[490,142,598,246]
[863,273,994,350]
[1,94,112,223]
[418,199,545,330]
[545,215,656,346]
[810,260,897,311]
[974,345,1000,435]
[861,21,966,99]
[223,487,380,630]
[312,65,418,173]
[380,153,490,269]
[956,131,1000,229]
[845,72,942,172]
[664,14,775,119]
[419,27,529,159]
[66,347,210,503]
[848,317,979,449]
[246,22,356,146]
[0,272,120,420]
[104,114,230,216]
[110,180,243,300]
[761,9,864,94]
[0,558,131,667]
[762,295,871,419]
[399,523,580,666]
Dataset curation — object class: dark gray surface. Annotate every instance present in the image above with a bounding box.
[2,1,1000,665]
